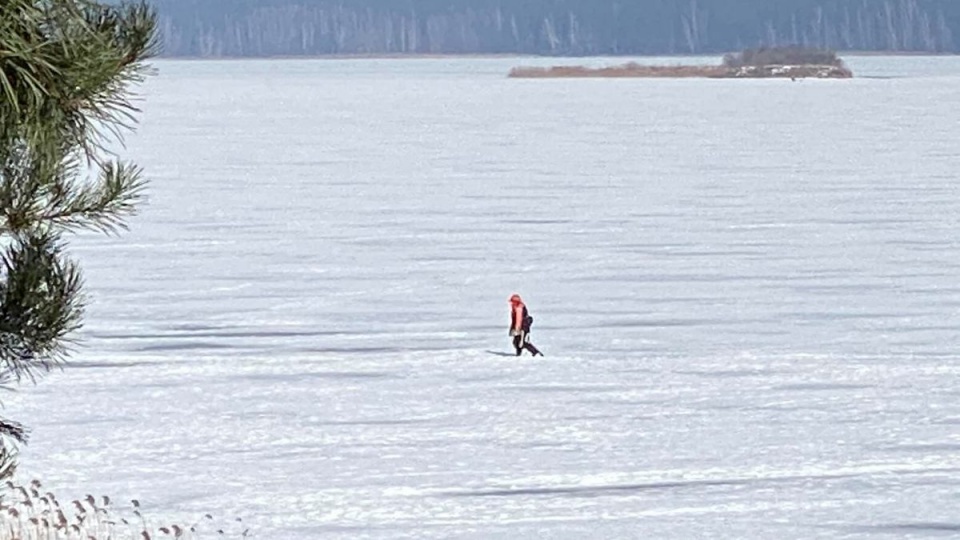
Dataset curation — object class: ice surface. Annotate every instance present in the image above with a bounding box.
[5,55,960,538]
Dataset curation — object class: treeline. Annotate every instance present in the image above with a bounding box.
[145,0,960,57]
[723,47,844,68]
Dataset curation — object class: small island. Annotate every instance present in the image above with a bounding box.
[508,47,853,79]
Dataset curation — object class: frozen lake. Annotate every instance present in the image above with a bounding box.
[7,55,960,538]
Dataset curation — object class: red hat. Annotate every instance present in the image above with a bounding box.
[509,294,523,304]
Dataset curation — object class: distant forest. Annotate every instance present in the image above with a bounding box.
[145,0,960,57]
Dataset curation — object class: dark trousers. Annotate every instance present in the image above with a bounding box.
[513,331,542,356]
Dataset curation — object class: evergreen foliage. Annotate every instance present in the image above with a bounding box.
[0,0,157,479]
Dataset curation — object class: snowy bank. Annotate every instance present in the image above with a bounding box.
[507,62,853,79]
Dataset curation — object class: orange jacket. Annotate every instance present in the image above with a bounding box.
[511,302,527,332]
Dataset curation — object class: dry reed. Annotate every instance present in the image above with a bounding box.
[0,479,250,539]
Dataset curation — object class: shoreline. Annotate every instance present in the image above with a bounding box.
[508,63,853,79]
[507,48,855,80]
[150,50,958,61]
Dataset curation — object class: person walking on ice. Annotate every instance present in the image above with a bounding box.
[509,294,543,357]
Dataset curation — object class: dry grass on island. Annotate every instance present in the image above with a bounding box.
[508,47,854,79]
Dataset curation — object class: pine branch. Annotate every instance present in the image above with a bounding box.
[0,440,20,481]
[40,160,148,234]
[0,232,85,384]
[0,0,156,478]
[55,1,159,155]
[0,1,158,157]
[0,417,28,445]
